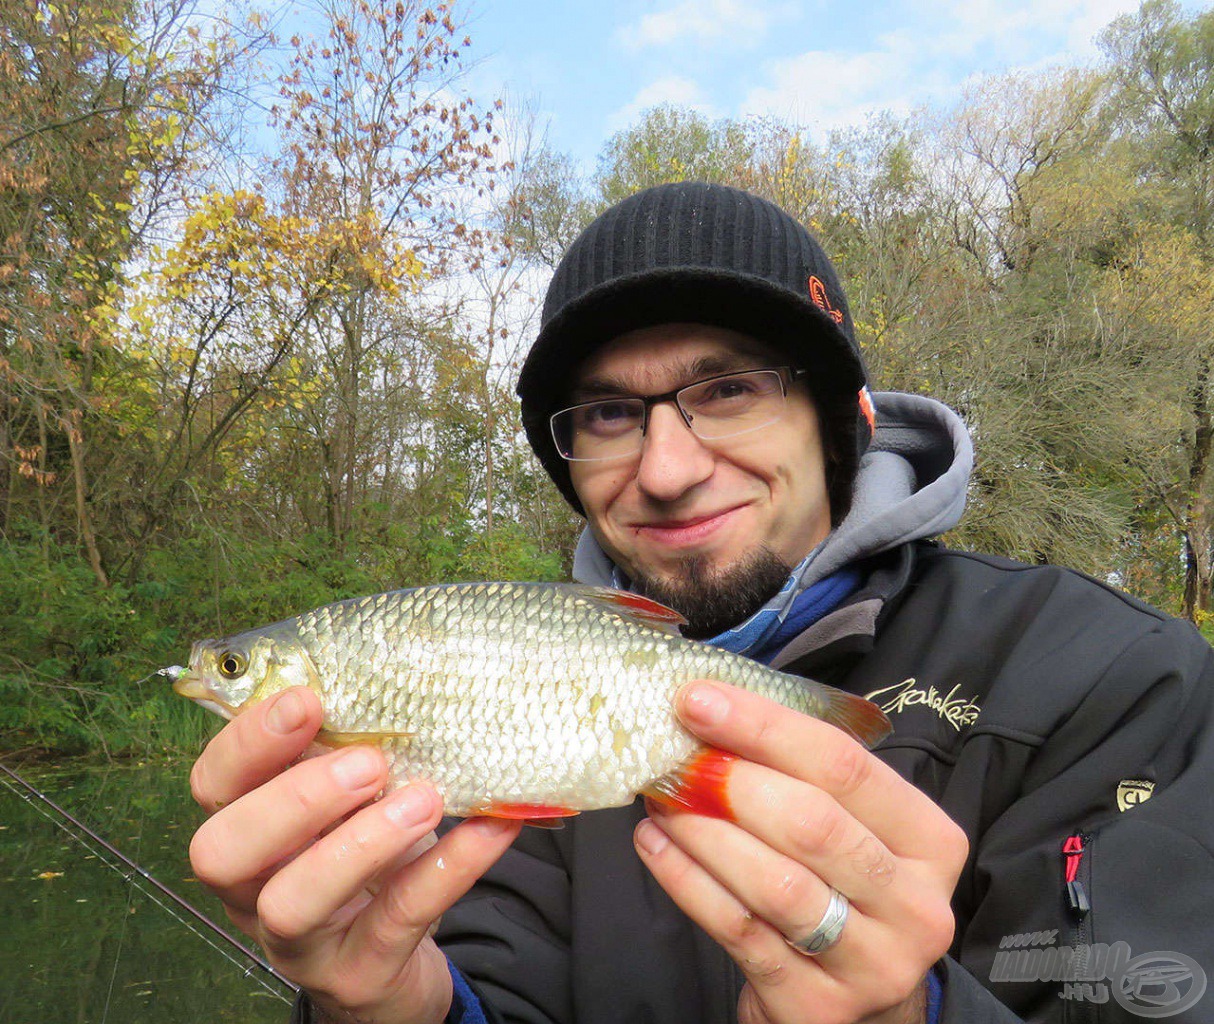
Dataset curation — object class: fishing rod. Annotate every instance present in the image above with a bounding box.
[0,760,299,1001]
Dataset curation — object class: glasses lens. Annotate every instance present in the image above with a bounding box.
[551,398,646,460]
[678,369,787,439]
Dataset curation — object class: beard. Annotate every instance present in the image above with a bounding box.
[630,547,794,640]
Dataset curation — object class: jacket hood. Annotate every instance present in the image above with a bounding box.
[572,391,973,593]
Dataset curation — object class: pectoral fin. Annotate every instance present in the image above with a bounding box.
[318,729,414,748]
[820,688,892,748]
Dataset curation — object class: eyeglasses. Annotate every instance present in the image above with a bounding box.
[550,366,807,462]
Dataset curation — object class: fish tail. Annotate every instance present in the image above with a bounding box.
[821,687,892,748]
[642,747,738,820]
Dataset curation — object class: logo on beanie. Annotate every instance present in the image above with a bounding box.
[808,276,844,325]
[859,387,876,434]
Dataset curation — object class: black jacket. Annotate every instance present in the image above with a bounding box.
[431,541,1214,1023]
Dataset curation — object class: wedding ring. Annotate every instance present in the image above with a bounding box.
[785,888,849,956]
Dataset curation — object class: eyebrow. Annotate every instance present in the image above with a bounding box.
[569,352,768,403]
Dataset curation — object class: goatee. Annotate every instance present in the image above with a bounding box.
[631,547,794,640]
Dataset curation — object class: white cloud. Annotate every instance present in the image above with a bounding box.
[617,0,780,50]
[901,0,1140,64]
[740,49,932,138]
[606,75,714,134]
[738,0,1141,138]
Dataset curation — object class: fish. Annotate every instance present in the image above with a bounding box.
[169,582,890,824]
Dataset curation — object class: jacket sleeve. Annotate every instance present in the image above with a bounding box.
[937,616,1214,1023]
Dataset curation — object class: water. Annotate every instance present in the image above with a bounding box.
[0,758,297,1023]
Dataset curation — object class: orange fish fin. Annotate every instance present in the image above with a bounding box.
[318,729,414,748]
[474,802,580,829]
[577,586,687,635]
[642,747,738,821]
[821,689,893,748]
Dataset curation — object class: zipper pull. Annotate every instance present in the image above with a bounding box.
[1066,880,1090,914]
[1063,834,1089,916]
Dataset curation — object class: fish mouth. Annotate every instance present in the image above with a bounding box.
[170,672,239,720]
[171,673,213,700]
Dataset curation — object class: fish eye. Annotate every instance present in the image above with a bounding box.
[218,652,247,679]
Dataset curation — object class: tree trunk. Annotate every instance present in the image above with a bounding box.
[0,379,9,535]
[1183,533,1209,619]
[321,437,341,543]
[64,407,109,588]
[483,304,499,535]
[1182,368,1214,620]
[343,298,362,546]
[33,399,51,564]
[485,405,494,533]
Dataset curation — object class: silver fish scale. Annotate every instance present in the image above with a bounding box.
[270,583,829,816]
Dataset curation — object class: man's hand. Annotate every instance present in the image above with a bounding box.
[634,680,966,1024]
[187,686,522,1024]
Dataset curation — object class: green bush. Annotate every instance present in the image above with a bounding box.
[1,519,570,756]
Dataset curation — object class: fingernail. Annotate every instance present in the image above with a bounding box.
[267,690,307,734]
[682,683,729,726]
[382,785,432,827]
[635,819,669,856]
[331,747,381,789]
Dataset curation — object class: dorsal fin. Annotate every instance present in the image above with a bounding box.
[572,585,687,635]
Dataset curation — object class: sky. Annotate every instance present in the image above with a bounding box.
[457,0,1195,173]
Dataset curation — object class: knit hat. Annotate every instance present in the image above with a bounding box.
[517,181,874,518]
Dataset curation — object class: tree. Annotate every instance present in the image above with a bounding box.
[264,0,499,551]
[1101,0,1214,617]
[0,0,243,583]
[595,104,755,205]
[508,143,591,271]
[1101,0,1214,240]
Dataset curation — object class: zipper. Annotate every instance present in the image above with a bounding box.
[1062,832,1097,1024]
[1063,834,1090,917]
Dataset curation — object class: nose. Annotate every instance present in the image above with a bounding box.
[633,401,715,502]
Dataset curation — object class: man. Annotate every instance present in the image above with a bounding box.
[188,182,1214,1024]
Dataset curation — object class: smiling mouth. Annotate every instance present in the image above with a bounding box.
[647,514,718,529]
[635,505,744,541]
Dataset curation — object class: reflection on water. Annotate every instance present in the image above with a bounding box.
[0,758,295,1023]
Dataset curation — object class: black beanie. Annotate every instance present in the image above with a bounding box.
[517,181,874,518]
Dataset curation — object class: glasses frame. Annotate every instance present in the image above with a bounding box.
[550,365,807,463]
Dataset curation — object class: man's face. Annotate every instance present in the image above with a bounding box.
[567,324,833,637]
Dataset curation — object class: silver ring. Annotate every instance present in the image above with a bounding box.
[785,888,850,956]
